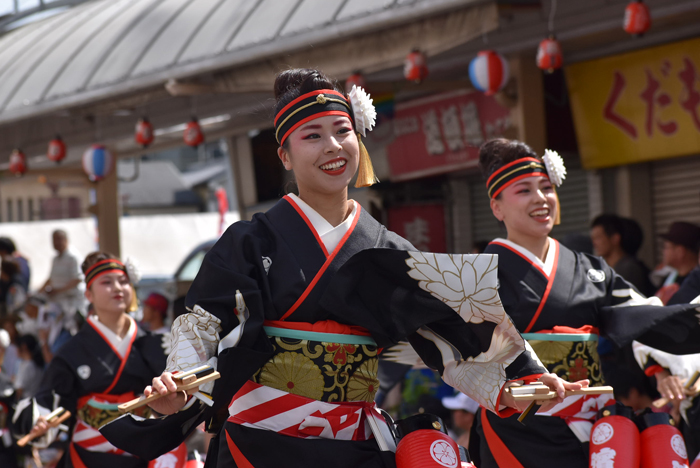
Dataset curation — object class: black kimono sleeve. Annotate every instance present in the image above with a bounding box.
[593,257,700,354]
[320,249,547,415]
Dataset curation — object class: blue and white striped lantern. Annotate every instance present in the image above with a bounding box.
[82,145,114,181]
[469,50,510,96]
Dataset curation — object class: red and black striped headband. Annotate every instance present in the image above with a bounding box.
[486,157,549,199]
[274,89,354,146]
[85,259,128,288]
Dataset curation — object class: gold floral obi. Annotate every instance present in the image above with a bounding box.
[77,394,151,429]
[523,332,604,387]
[252,325,380,403]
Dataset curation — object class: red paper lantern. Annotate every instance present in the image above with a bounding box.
[536,36,563,73]
[9,149,27,176]
[624,1,651,36]
[183,118,204,147]
[47,135,66,163]
[345,72,366,93]
[404,49,428,83]
[135,117,154,148]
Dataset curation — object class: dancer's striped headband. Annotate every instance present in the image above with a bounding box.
[274,89,354,146]
[85,259,128,288]
[486,157,549,199]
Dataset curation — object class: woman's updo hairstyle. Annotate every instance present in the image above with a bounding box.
[273,69,344,147]
[81,251,119,276]
[478,138,539,182]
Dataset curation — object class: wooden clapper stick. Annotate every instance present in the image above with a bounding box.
[118,364,220,414]
[507,383,614,425]
[18,407,72,447]
[652,370,700,409]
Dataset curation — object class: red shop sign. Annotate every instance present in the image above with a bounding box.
[387,204,446,253]
[387,89,512,182]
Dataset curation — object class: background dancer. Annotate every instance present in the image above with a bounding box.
[13,252,169,468]
[475,138,700,468]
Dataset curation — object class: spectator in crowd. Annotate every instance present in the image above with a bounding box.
[590,214,654,296]
[0,317,19,382]
[655,221,700,304]
[442,391,479,448]
[0,260,26,317]
[14,334,44,399]
[141,292,170,335]
[0,237,30,292]
[40,229,85,324]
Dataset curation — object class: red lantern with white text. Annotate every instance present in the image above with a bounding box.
[183,118,204,147]
[135,117,154,148]
[624,1,651,36]
[345,72,366,93]
[9,149,27,176]
[404,49,428,83]
[47,136,66,163]
[536,36,563,73]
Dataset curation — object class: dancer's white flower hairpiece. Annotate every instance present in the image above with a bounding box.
[124,257,142,285]
[348,85,377,137]
[542,149,566,187]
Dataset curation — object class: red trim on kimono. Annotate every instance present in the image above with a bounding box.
[70,443,90,468]
[489,240,548,278]
[264,319,371,336]
[86,318,138,394]
[480,410,525,468]
[225,431,255,468]
[524,240,560,332]
[283,195,329,258]
[279,203,362,321]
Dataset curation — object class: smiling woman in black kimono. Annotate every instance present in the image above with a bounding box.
[474,138,700,468]
[102,69,589,468]
[13,252,168,468]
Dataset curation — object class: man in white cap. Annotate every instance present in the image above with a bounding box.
[442,391,479,448]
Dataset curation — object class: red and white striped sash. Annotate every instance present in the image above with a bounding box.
[73,419,126,455]
[228,380,376,441]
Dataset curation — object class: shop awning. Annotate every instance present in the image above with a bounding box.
[0,0,498,126]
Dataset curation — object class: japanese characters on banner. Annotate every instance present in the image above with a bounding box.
[387,204,447,253]
[566,36,700,169]
[386,89,512,182]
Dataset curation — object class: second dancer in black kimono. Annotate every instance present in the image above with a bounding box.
[474,138,700,468]
[13,253,168,468]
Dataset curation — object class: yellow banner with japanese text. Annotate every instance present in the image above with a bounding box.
[566,37,700,169]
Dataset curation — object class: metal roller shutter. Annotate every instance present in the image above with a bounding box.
[650,154,700,262]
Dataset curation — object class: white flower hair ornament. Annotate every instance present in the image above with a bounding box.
[124,257,142,285]
[542,149,566,187]
[348,85,376,137]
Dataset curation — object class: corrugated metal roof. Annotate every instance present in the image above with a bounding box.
[0,0,480,124]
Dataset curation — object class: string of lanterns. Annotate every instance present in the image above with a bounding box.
[394,0,651,95]
[6,2,653,179]
[7,115,206,179]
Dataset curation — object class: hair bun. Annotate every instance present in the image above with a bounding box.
[273,68,341,117]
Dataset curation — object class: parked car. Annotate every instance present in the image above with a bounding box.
[136,239,216,321]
